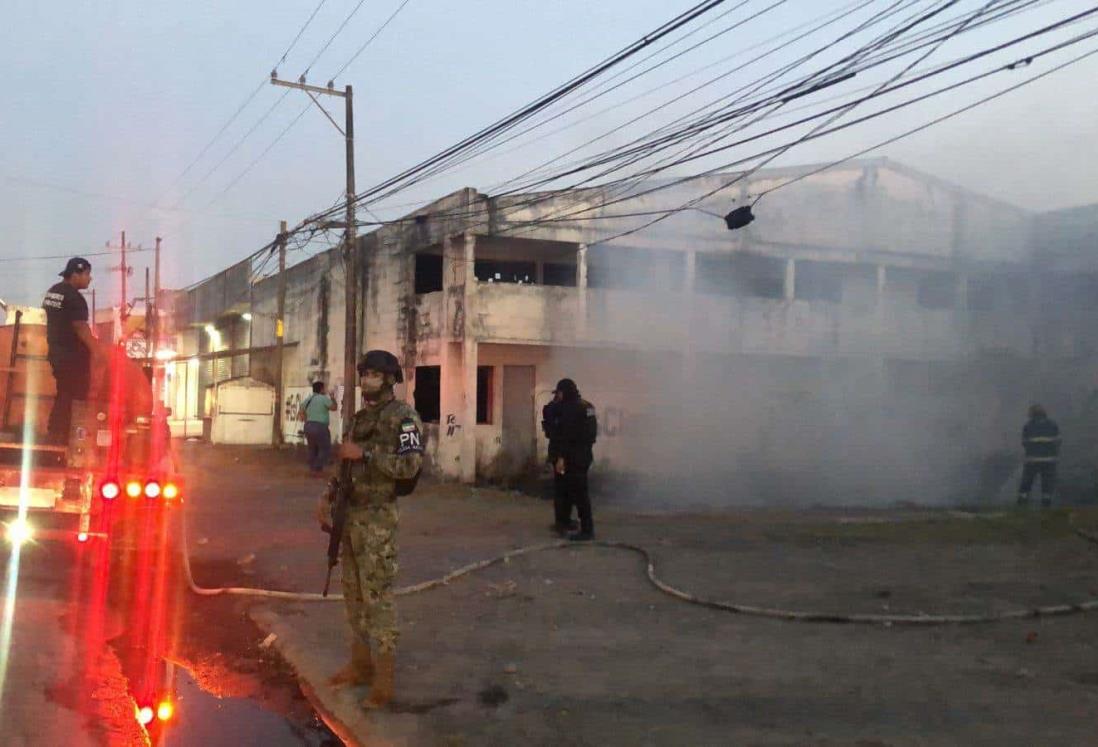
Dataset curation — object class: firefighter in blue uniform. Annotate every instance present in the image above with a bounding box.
[1017,404,1061,508]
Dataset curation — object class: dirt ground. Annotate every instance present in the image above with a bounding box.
[181,443,1098,746]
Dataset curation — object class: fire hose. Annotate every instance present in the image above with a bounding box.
[180,510,1098,625]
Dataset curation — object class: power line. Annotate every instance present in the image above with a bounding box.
[332,0,733,216]
[594,41,1098,247]
[491,0,1088,213]
[523,31,1098,245]
[158,0,334,204]
[275,0,332,72]
[379,0,784,198]
[0,247,153,264]
[173,89,293,206]
[367,0,983,228]
[301,0,372,79]
[340,0,1072,237]
[208,101,313,206]
[154,78,268,204]
[329,0,417,81]
[0,172,273,223]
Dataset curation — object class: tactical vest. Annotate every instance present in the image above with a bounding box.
[348,398,422,505]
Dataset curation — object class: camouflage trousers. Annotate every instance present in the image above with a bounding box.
[340,503,399,653]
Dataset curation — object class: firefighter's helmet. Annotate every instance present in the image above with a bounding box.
[358,350,404,383]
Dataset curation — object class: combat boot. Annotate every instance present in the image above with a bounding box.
[328,639,374,688]
[365,650,395,708]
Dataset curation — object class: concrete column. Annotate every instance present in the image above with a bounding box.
[682,250,698,388]
[875,265,889,353]
[437,234,478,482]
[784,258,796,301]
[459,232,478,483]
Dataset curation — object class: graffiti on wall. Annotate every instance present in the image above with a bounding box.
[600,406,623,438]
[284,392,303,423]
[283,389,309,443]
[445,414,462,437]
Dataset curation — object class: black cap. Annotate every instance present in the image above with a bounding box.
[60,257,92,277]
[555,378,579,399]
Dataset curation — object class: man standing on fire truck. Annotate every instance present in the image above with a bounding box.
[42,257,100,444]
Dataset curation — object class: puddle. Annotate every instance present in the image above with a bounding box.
[161,667,340,747]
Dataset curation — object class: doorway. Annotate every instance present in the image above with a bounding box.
[501,366,536,476]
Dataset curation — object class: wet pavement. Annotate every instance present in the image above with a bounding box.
[0,493,341,746]
[163,667,337,747]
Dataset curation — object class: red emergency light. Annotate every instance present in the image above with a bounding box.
[162,482,179,500]
[157,701,174,721]
[100,480,120,500]
[125,480,143,498]
[137,706,154,726]
[144,480,161,499]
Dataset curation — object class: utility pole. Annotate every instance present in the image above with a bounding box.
[144,267,151,330]
[120,231,128,322]
[270,74,358,424]
[274,221,287,446]
[152,236,161,356]
[104,231,138,331]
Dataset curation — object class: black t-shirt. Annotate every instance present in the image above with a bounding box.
[43,281,90,362]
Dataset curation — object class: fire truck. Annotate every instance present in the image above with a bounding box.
[0,308,181,545]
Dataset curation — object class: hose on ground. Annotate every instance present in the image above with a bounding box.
[180,509,1098,625]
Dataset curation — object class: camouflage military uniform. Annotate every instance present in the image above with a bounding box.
[341,391,424,654]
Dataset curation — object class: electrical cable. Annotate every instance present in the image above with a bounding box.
[380,0,774,190]
[494,11,1098,235]
[275,0,332,73]
[579,35,1098,247]
[158,0,333,204]
[328,0,417,82]
[373,0,928,206]
[208,101,313,206]
[173,89,293,206]
[338,0,1005,225]
[362,0,1054,232]
[336,0,733,212]
[208,2,1082,287]
[300,0,372,80]
[302,0,894,226]
[0,247,153,264]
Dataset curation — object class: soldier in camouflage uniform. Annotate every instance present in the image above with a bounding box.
[319,349,423,708]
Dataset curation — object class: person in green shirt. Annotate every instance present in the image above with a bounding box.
[300,381,337,474]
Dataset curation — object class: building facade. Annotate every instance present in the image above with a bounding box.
[168,159,1098,506]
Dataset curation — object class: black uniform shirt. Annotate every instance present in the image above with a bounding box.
[43,281,89,363]
[554,398,598,469]
[1022,416,1060,461]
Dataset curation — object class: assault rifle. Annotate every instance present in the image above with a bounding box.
[321,458,355,597]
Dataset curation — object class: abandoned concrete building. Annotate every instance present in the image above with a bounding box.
[166,158,1098,506]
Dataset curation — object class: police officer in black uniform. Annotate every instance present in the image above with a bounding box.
[543,387,578,536]
[551,378,598,541]
[42,257,98,443]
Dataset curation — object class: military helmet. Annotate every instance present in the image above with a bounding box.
[358,349,404,383]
